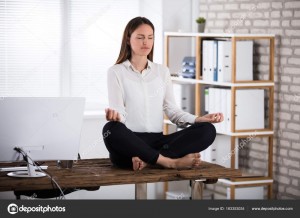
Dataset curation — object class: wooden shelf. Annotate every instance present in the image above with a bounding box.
[165,32,275,38]
[164,32,275,199]
[171,77,198,84]
[171,77,275,87]
[218,178,273,185]
[164,120,273,136]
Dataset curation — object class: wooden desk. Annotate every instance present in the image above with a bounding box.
[0,158,241,199]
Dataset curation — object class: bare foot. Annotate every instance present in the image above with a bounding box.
[132,157,148,171]
[157,153,201,169]
[174,153,201,169]
[193,153,201,167]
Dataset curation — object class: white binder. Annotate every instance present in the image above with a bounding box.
[173,83,182,109]
[201,135,238,168]
[220,90,227,133]
[214,88,222,133]
[208,88,215,115]
[202,40,217,82]
[181,84,195,114]
[235,89,264,130]
[225,89,232,133]
[207,88,264,132]
[217,41,253,82]
[204,88,209,113]
[236,41,253,81]
[201,142,217,164]
[213,41,218,81]
[217,41,231,82]
[173,84,195,114]
[212,135,239,168]
[202,40,209,81]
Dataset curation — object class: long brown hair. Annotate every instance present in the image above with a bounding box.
[116,17,155,64]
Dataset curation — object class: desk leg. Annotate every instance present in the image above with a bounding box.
[135,183,147,199]
[191,180,204,200]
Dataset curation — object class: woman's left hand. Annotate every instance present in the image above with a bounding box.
[195,113,224,123]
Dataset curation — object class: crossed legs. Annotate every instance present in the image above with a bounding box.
[102,121,216,171]
[132,153,201,170]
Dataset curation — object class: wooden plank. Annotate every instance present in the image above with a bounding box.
[234,128,273,133]
[164,35,169,66]
[196,36,201,81]
[195,36,201,116]
[231,37,236,83]
[229,176,273,182]
[234,182,273,188]
[268,136,273,178]
[231,136,236,169]
[232,86,273,89]
[269,37,275,82]
[0,159,241,192]
[232,80,274,84]
[234,36,274,40]
[164,32,275,38]
[269,86,274,131]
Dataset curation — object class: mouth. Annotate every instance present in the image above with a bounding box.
[141,47,150,50]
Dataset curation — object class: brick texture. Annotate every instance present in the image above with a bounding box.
[199,0,300,199]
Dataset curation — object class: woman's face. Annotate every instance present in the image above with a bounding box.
[129,24,154,58]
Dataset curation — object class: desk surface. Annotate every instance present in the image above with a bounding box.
[0,158,241,192]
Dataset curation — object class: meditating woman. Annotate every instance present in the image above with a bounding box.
[103,17,223,171]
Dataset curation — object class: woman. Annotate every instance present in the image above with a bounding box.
[103,17,223,171]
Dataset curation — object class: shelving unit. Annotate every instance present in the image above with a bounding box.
[163,32,275,199]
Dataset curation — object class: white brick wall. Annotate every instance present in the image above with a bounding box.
[285,1,300,9]
[199,0,300,199]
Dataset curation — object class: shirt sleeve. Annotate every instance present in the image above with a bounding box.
[107,68,127,123]
[163,67,197,126]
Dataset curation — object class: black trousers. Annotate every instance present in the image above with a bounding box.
[102,121,216,168]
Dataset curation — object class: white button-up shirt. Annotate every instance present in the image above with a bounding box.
[107,59,197,133]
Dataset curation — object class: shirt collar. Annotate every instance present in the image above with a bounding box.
[123,59,153,72]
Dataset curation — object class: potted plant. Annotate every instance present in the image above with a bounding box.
[196,17,206,33]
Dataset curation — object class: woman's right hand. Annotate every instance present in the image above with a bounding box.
[105,108,121,122]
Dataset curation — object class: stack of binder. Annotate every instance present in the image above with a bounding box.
[181,56,196,79]
[201,135,238,168]
[205,87,265,132]
[173,84,195,114]
[202,40,253,82]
